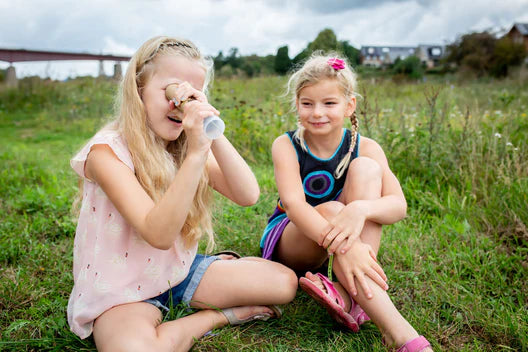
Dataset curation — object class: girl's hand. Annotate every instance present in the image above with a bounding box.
[335,240,388,299]
[181,100,219,154]
[166,82,220,155]
[320,201,368,255]
[166,81,208,109]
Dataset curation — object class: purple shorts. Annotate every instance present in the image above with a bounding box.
[260,214,290,260]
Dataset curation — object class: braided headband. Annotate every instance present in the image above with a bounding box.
[160,42,193,49]
[143,42,194,65]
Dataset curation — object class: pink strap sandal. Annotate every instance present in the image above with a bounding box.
[300,272,369,332]
[395,336,431,352]
[349,296,370,325]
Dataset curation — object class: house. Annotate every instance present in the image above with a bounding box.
[503,23,528,52]
[360,45,444,67]
[416,44,445,68]
[360,46,416,67]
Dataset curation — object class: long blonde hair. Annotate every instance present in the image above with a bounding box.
[287,51,359,179]
[116,36,214,250]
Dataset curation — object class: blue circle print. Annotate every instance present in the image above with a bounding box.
[303,171,335,198]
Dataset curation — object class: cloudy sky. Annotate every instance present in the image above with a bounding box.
[1,0,528,79]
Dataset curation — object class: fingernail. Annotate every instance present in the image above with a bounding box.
[367,293,372,298]
[341,249,345,254]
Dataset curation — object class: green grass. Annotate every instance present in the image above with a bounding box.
[0,74,527,351]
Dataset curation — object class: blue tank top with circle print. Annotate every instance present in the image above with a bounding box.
[286,128,360,207]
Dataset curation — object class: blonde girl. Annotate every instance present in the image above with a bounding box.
[67,36,297,352]
[260,52,432,352]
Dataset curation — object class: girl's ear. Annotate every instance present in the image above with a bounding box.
[345,96,356,117]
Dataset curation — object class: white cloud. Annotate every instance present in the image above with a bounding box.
[1,0,528,78]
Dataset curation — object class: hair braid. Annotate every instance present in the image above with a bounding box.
[335,111,359,179]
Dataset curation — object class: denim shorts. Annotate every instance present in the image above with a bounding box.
[144,254,219,312]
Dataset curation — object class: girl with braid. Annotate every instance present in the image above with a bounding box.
[260,52,432,352]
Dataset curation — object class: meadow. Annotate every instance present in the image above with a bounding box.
[0,73,526,351]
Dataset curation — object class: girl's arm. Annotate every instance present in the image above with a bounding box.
[206,135,259,206]
[85,99,216,250]
[85,144,208,250]
[272,135,328,244]
[323,137,407,254]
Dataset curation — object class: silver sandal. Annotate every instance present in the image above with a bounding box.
[221,305,283,326]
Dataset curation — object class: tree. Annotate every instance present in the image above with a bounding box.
[213,51,225,70]
[226,48,242,69]
[308,28,339,52]
[292,49,310,65]
[444,31,526,77]
[393,55,424,79]
[491,37,526,77]
[292,28,339,65]
[291,29,361,68]
[274,46,291,74]
[340,40,361,66]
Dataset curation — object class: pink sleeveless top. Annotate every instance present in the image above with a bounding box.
[67,128,197,339]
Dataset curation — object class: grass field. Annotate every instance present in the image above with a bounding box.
[0,74,527,351]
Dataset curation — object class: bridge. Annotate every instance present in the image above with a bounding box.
[0,48,131,87]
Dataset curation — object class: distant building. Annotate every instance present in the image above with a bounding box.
[360,45,444,67]
[416,44,445,68]
[503,23,528,52]
[360,46,416,67]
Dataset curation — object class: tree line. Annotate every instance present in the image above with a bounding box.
[213,28,360,78]
[213,28,526,79]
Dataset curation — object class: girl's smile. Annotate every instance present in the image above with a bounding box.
[310,121,330,127]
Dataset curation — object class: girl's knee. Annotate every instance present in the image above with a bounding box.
[348,156,382,181]
[273,264,299,303]
[315,201,344,220]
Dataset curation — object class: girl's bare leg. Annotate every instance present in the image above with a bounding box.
[190,256,298,308]
[301,158,431,350]
[304,272,432,351]
[93,258,297,352]
[93,301,273,352]
[275,201,341,271]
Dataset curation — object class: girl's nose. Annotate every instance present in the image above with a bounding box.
[313,104,324,118]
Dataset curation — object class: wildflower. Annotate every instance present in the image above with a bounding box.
[506,142,513,147]
[494,133,502,138]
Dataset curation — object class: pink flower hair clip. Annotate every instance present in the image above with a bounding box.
[327,58,345,71]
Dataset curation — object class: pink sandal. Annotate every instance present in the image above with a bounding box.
[299,272,370,332]
[395,336,431,352]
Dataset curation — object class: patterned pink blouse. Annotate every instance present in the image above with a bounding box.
[67,128,197,339]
